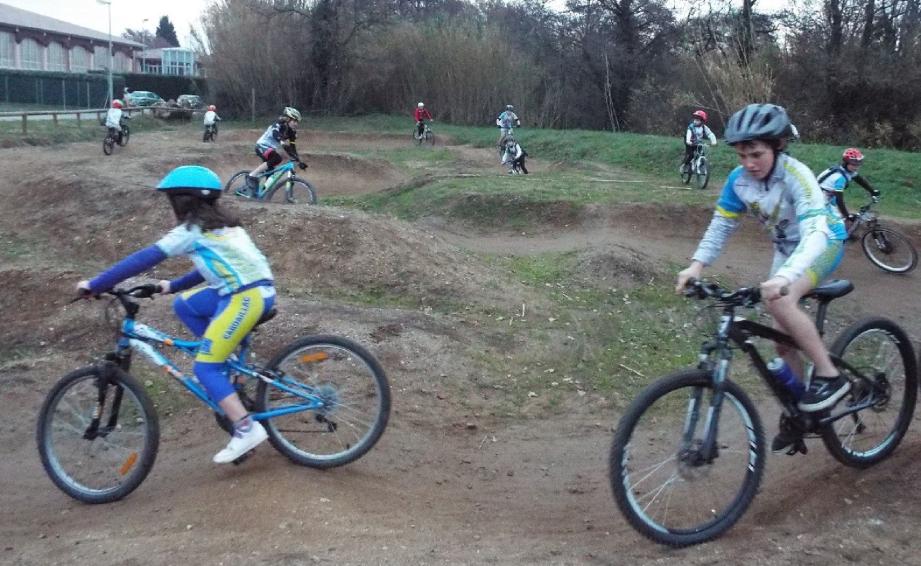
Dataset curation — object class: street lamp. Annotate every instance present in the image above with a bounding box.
[97,0,113,105]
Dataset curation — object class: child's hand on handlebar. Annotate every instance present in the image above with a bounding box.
[759,277,790,301]
[297,161,308,170]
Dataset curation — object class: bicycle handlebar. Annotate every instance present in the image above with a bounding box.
[683,279,788,306]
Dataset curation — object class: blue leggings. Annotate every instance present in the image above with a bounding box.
[174,286,275,403]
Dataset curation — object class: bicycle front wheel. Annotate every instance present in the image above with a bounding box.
[118,126,130,147]
[425,131,435,146]
[861,227,918,273]
[257,335,390,468]
[265,177,318,205]
[821,317,917,467]
[36,365,159,503]
[610,369,764,547]
[102,137,114,155]
[695,160,709,190]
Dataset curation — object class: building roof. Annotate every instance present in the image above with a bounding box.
[0,2,145,48]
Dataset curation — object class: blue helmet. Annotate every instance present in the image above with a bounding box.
[156,165,222,200]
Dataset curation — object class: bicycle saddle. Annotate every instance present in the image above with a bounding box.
[254,307,277,329]
[805,279,854,301]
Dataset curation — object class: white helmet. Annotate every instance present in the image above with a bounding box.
[417,102,424,108]
[282,106,301,121]
[506,104,514,110]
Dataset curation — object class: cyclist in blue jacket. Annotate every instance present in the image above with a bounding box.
[676,104,849,451]
[77,166,275,464]
[817,147,880,229]
[681,110,717,174]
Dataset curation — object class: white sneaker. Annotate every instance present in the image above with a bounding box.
[213,421,268,464]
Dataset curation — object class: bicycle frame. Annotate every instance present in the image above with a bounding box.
[109,302,324,422]
[689,291,877,463]
[254,161,296,200]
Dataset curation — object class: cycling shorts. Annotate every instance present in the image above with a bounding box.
[771,239,844,287]
[254,144,283,169]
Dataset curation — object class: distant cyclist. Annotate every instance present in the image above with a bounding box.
[681,110,717,174]
[244,107,307,195]
[496,104,520,150]
[817,148,880,230]
[105,99,129,144]
[414,102,433,139]
[675,104,849,452]
[203,104,221,141]
[501,136,528,175]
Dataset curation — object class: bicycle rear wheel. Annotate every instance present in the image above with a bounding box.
[257,335,390,468]
[861,227,918,273]
[103,136,114,155]
[821,317,917,467]
[265,177,318,205]
[680,163,692,185]
[425,131,435,146]
[224,170,253,197]
[610,369,764,547]
[36,365,159,503]
[118,126,130,147]
[695,160,709,190]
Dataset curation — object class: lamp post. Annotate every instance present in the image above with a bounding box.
[97,0,113,105]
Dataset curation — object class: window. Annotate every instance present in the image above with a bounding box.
[0,32,13,68]
[114,51,131,72]
[70,46,89,72]
[20,38,42,70]
[47,42,66,71]
[94,45,108,69]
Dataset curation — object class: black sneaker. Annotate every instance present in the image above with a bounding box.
[771,416,805,454]
[797,375,851,412]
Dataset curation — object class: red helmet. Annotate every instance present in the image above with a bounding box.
[692,110,708,122]
[208,105,216,111]
[111,99,123,109]
[842,147,864,164]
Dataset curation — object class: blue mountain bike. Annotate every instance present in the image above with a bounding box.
[37,285,390,504]
[224,160,318,204]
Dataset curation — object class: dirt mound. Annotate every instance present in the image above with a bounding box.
[220,128,414,149]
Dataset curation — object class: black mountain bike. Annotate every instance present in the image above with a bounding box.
[102,124,130,156]
[203,123,218,143]
[609,279,916,547]
[848,197,917,274]
[680,144,709,190]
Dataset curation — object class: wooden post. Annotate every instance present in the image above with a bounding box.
[76,112,81,128]
[52,113,58,127]
[251,87,255,123]
[21,114,27,135]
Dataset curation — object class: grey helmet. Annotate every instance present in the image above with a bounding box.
[724,103,792,145]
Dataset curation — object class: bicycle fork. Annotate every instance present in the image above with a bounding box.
[84,358,128,440]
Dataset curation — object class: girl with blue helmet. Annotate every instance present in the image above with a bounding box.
[77,165,275,464]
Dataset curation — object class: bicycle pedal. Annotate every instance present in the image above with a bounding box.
[784,439,808,456]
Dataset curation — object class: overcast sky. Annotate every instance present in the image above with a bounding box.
[3,0,792,48]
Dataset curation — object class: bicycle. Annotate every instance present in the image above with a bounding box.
[36,284,391,504]
[224,160,318,204]
[102,124,130,156]
[413,122,434,146]
[680,144,709,190]
[846,197,918,274]
[203,123,218,143]
[609,278,916,547]
[497,127,518,161]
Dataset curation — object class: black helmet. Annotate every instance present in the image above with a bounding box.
[724,104,792,145]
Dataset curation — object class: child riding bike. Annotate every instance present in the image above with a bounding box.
[501,136,528,174]
[681,110,717,173]
[203,104,221,141]
[244,107,307,194]
[496,104,520,150]
[414,102,433,139]
[817,148,881,230]
[675,103,849,452]
[77,165,275,464]
[105,99,129,144]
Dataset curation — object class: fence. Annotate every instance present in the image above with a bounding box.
[0,106,196,135]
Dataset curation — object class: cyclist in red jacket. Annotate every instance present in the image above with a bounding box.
[414,102,433,139]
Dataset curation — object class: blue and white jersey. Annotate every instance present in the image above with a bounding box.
[256,120,297,151]
[816,165,856,209]
[692,153,846,284]
[155,224,273,295]
[497,110,519,129]
[685,122,716,146]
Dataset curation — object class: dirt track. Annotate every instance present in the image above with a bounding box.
[2,127,921,565]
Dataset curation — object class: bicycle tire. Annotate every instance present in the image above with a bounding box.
[425,131,435,146]
[118,126,130,147]
[36,365,159,504]
[257,335,391,468]
[860,227,918,273]
[413,129,423,145]
[695,160,709,190]
[265,177,318,205]
[680,164,692,185]
[821,317,917,467]
[610,369,765,547]
[224,170,252,196]
[102,137,114,155]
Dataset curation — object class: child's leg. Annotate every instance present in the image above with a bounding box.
[173,287,221,338]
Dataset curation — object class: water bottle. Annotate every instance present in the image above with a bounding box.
[767,358,805,400]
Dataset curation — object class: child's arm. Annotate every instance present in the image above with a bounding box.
[86,246,167,294]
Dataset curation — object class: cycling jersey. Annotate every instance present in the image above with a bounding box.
[816,164,876,216]
[497,110,519,129]
[203,110,221,126]
[685,122,716,146]
[256,119,298,152]
[414,107,433,122]
[106,108,123,130]
[156,224,273,295]
[693,153,847,284]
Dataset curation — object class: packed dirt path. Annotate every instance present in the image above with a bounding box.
[2,126,921,565]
